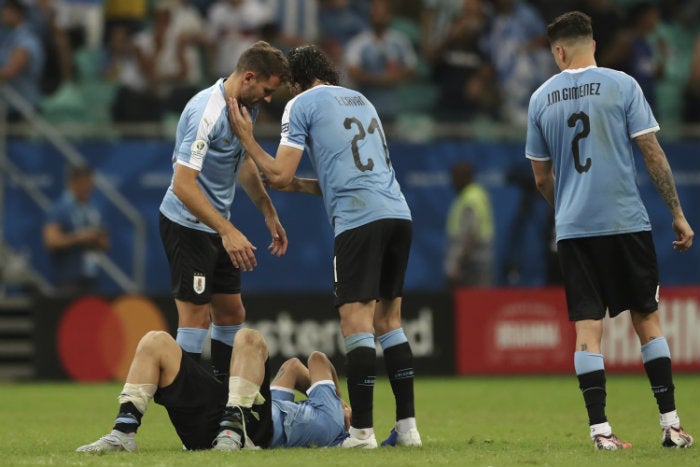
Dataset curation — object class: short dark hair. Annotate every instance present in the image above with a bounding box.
[66,165,93,182]
[547,11,593,44]
[451,161,474,191]
[287,45,339,91]
[236,41,290,83]
[2,0,26,15]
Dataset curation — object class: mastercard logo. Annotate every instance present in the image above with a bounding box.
[57,295,170,382]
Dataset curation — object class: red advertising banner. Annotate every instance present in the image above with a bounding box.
[455,287,700,374]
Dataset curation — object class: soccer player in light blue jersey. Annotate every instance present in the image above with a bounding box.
[526,11,694,451]
[76,328,349,452]
[158,41,290,382]
[228,45,421,449]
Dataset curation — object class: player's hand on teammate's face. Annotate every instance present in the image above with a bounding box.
[266,216,288,257]
[672,217,694,252]
[227,97,253,141]
[221,227,257,271]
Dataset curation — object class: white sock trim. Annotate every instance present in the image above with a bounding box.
[306,380,334,396]
[227,376,262,408]
[270,386,295,395]
[395,417,416,432]
[660,410,680,429]
[118,383,157,414]
[349,426,374,439]
[589,422,612,439]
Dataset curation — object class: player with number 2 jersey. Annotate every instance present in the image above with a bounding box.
[526,63,657,241]
[526,11,694,451]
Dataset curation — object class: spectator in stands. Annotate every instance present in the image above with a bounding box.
[599,2,664,113]
[683,34,700,124]
[135,0,205,117]
[43,165,109,296]
[318,0,368,68]
[345,0,417,123]
[54,0,104,50]
[444,161,494,288]
[102,22,160,122]
[266,0,319,53]
[482,0,554,125]
[420,0,465,64]
[104,0,148,37]
[648,0,699,124]
[576,0,624,67]
[23,0,67,95]
[432,0,501,121]
[206,0,274,79]
[52,0,105,88]
[0,0,45,121]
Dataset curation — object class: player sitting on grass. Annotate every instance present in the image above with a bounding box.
[76,328,350,452]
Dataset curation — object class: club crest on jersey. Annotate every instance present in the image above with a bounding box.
[193,273,206,294]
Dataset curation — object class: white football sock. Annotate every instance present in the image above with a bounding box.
[660,410,680,429]
[589,422,612,439]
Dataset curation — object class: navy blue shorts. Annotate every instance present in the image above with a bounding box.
[557,231,659,320]
[159,213,241,305]
[154,352,273,450]
[332,219,412,307]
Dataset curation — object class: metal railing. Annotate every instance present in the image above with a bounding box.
[0,85,146,296]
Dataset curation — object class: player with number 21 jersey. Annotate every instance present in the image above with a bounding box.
[280,85,411,236]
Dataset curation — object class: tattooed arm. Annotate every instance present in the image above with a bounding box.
[635,132,694,251]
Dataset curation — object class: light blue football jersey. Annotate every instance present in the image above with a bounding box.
[159,79,258,233]
[525,66,658,241]
[270,384,346,448]
[279,85,411,237]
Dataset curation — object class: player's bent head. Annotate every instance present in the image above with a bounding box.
[547,11,593,45]
[287,45,339,93]
[237,41,290,84]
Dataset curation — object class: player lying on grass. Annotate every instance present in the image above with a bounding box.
[76,328,351,452]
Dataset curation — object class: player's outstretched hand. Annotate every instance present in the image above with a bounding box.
[672,216,694,251]
[266,215,288,257]
[221,226,257,271]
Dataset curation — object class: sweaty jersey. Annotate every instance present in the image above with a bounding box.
[525,66,657,241]
[279,85,411,237]
[160,79,258,233]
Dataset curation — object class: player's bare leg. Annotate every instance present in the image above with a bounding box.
[213,328,268,451]
[77,331,181,453]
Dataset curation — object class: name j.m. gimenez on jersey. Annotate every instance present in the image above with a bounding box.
[546,82,601,106]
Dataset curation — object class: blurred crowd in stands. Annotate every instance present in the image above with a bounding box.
[2,0,700,132]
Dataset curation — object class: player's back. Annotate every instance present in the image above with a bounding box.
[284,85,411,235]
[526,66,656,240]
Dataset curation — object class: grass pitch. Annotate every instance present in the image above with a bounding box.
[0,375,697,467]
